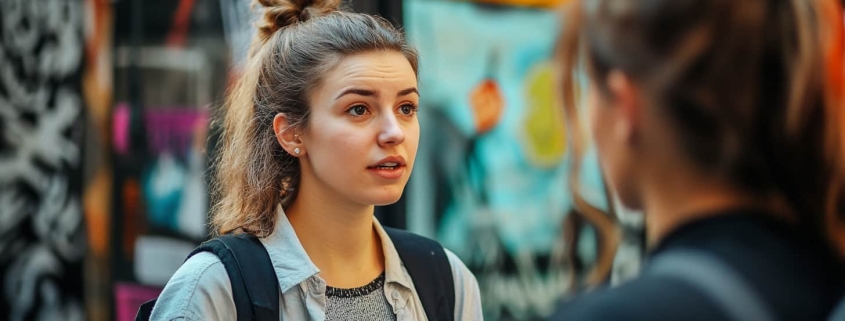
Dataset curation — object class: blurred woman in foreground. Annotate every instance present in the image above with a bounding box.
[552,0,845,320]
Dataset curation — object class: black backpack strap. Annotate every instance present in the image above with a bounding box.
[135,299,155,321]
[188,233,280,321]
[649,250,774,321]
[384,227,455,321]
[134,234,279,321]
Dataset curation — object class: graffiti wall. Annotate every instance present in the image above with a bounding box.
[0,0,87,320]
[404,0,631,320]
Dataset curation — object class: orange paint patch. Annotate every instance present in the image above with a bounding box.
[822,0,844,99]
[469,0,569,8]
[470,79,506,134]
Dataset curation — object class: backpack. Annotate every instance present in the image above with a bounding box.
[135,227,456,321]
[652,250,845,321]
[648,250,775,321]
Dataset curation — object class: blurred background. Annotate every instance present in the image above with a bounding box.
[0,0,668,320]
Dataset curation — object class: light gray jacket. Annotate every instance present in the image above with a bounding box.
[149,210,483,321]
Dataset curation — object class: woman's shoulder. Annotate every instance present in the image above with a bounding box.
[549,275,727,321]
[149,252,236,321]
[442,248,476,286]
[442,248,484,320]
[170,251,230,287]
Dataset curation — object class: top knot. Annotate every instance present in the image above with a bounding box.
[255,0,341,42]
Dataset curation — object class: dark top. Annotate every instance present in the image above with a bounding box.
[550,210,845,321]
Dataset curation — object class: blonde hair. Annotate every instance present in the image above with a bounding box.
[210,0,419,237]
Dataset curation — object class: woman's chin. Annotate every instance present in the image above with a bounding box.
[358,189,405,207]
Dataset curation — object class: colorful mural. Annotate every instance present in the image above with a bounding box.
[469,0,567,8]
[404,0,619,319]
[0,0,87,320]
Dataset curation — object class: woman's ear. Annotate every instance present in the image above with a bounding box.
[606,70,641,144]
[273,113,305,156]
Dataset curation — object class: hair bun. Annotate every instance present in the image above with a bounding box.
[255,0,341,41]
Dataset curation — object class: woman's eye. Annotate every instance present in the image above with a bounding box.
[399,104,418,115]
[348,105,368,116]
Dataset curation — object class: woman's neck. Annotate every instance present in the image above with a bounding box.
[285,181,385,288]
[642,167,793,249]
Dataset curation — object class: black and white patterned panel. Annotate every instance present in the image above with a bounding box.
[0,0,86,320]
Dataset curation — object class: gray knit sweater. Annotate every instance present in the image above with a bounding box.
[325,273,397,321]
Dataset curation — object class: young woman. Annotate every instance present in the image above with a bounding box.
[552,0,845,320]
[149,0,482,320]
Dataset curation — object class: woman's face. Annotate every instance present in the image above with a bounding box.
[298,50,420,207]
